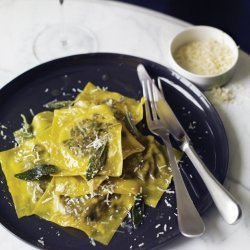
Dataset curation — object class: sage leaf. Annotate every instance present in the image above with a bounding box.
[15,165,59,181]
[132,193,144,228]
[86,141,108,181]
[44,100,73,110]
[123,112,142,140]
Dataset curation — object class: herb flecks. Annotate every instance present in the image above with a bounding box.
[15,165,59,181]
[64,119,110,157]
[86,141,108,181]
[131,193,144,228]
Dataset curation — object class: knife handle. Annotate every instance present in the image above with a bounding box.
[162,136,205,237]
[182,141,242,224]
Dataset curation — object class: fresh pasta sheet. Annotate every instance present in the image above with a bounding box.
[0,82,181,245]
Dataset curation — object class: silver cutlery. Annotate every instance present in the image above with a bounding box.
[139,67,205,237]
[137,64,242,225]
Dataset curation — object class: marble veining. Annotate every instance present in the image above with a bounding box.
[0,0,249,250]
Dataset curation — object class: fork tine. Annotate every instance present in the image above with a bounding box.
[141,80,153,127]
[157,77,165,97]
[146,79,158,121]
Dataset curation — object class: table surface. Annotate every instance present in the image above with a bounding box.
[117,0,250,55]
[0,1,249,250]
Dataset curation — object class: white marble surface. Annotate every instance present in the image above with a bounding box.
[0,0,249,249]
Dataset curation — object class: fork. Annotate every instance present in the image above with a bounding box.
[142,79,205,237]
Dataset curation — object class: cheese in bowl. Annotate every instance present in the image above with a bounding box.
[169,26,239,90]
[173,39,235,76]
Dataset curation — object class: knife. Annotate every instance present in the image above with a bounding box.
[137,64,241,225]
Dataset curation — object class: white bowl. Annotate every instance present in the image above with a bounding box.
[169,26,239,90]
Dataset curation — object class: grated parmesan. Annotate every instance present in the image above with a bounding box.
[173,40,235,75]
[205,86,235,105]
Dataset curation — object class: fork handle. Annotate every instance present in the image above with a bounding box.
[182,141,242,224]
[162,136,205,237]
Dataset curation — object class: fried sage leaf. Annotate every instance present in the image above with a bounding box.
[44,100,73,110]
[15,165,59,181]
[113,110,125,121]
[123,112,142,140]
[131,193,144,228]
[86,141,108,181]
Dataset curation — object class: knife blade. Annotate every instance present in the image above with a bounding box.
[137,63,241,225]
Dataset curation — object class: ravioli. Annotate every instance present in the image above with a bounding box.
[122,136,181,208]
[0,139,50,217]
[33,177,134,245]
[49,105,123,178]
[0,82,182,246]
[121,122,145,159]
[75,83,145,159]
[75,82,144,124]
[53,176,107,197]
[32,111,54,134]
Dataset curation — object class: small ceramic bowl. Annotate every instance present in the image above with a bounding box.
[169,26,239,90]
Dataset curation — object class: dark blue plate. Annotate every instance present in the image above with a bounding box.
[0,53,228,250]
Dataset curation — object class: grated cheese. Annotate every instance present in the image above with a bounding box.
[205,86,235,105]
[38,237,44,246]
[89,238,96,246]
[174,40,235,75]
[164,199,172,208]
[86,134,108,150]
